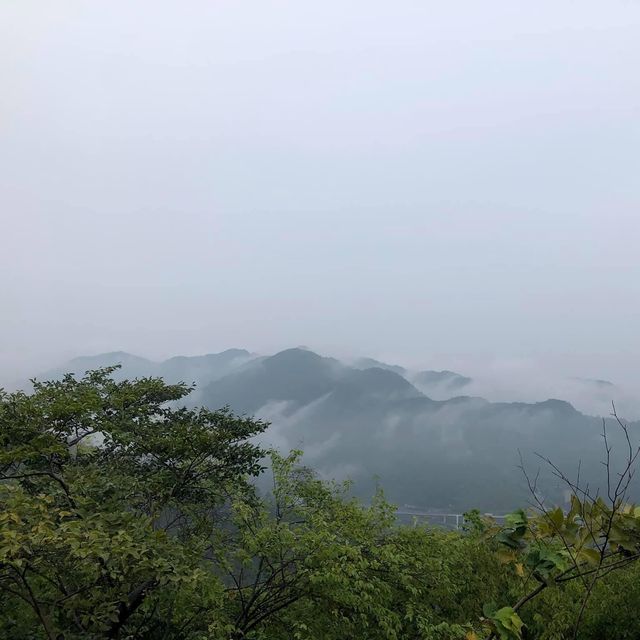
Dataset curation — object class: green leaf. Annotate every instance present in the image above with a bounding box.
[548,507,564,530]
[578,548,601,565]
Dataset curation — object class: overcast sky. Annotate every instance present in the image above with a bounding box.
[1,1,640,384]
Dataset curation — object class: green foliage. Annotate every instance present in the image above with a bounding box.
[484,488,640,639]
[0,367,266,639]
[216,451,506,639]
[2,367,640,639]
[518,561,640,640]
[482,604,524,640]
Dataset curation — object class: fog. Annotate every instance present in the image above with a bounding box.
[2,1,640,389]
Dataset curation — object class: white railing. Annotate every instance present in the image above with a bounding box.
[395,510,507,530]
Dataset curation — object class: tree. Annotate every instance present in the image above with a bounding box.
[6,366,639,640]
[216,451,505,640]
[480,406,640,640]
[0,367,267,639]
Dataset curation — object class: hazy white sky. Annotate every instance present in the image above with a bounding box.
[1,1,640,382]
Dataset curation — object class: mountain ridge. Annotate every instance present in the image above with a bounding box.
[33,346,635,511]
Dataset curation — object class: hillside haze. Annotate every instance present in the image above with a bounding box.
[38,347,639,512]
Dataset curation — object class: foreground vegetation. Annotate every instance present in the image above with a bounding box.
[1,369,640,639]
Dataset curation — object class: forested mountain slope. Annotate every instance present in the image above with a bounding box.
[40,348,637,511]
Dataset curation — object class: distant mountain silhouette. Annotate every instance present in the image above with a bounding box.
[195,349,634,511]
[198,348,344,414]
[40,349,255,387]
[198,349,421,414]
[352,357,407,376]
[157,349,254,385]
[41,352,156,381]
[38,347,638,511]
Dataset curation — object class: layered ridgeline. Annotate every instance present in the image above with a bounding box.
[40,348,256,386]
[36,348,636,512]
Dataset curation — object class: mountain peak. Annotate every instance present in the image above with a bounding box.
[353,357,406,376]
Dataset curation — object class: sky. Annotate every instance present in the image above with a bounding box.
[1,1,640,387]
